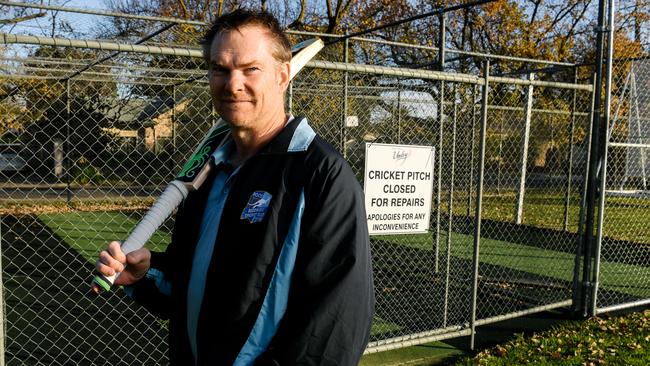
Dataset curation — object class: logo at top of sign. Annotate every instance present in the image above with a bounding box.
[392,149,410,165]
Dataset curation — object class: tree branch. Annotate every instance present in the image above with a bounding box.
[0,12,46,25]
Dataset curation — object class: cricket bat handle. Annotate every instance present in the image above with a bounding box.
[91,180,189,294]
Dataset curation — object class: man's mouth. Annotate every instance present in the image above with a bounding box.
[220,96,253,103]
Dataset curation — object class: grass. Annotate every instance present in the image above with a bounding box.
[11,191,649,366]
[453,309,650,365]
[380,231,650,298]
[35,209,650,314]
[450,189,650,243]
[36,210,405,338]
[37,211,170,262]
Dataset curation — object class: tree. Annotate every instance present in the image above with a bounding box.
[11,45,120,180]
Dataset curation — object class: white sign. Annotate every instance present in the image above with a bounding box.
[346,115,359,127]
[364,143,435,235]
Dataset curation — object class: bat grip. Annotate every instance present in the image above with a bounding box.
[91,180,188,294]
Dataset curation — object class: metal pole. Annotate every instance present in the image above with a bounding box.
[581,0,607,318]
[434,14,446,273]
[443,84,458,327]
[172,86,177,152]
[171,85,177,173]
[468,85,478,217]
[515,73,534,224]
[0,217,5,366]
[591,0,616,316]
[564,67,579,231]
[470,60,489,350]
[572,73,597,315]
[438,13,446,72]
[65,79,72,206]
[397,87,402,144]
[630,72,648,189]
[342,34,349,158]
[497,116,503,194]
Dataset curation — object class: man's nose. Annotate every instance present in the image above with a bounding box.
[223,71,245,92]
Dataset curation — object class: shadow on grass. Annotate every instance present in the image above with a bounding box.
[1,214,169,365]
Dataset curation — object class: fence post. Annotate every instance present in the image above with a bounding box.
[591,0,616,316]
[581,0,608,318]
[170,85,176,173]
[172,85,177,152]
[434,13,446,273]
[0,217,5,366]
[341,34,349,158]
[514,73,534,224]
[564,67,579,232]
[467,85,478,218]
[397,87,402,144]
[443,84,458,327]
[572,73,597,315]
[65,79,72,206]
[470,60,489,350]
[630,71,648,189]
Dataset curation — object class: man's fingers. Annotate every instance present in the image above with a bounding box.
[96,244,150,287]
[125,248,151,266]
[95,259,115,277]
[107,241,126,264]
[97,250,125,274]
[114,248,151,286]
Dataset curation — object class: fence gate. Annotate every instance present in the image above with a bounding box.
[597,54,650,314]
[4,6,646,364]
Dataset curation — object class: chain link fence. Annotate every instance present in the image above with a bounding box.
[0,2,648,365]
[596,5,650,313]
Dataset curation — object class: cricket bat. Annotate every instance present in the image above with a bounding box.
[92,37,324,294]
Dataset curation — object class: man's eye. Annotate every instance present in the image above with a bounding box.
[246,67,260,73]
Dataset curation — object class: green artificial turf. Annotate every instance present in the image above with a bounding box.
[38,211,171,263]
[37,211,405,337]
[379,231,650,298]
[453,189,650,244]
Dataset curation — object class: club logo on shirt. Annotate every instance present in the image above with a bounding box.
[241,191,272,223]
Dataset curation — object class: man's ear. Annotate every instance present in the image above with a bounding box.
[278,61,290,91]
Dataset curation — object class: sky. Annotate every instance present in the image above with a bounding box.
[4,0,118,38]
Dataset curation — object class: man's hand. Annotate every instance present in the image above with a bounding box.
[95,241,151,287]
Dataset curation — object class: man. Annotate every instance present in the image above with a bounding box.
[96,9,375,366]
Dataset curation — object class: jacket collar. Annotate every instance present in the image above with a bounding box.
[258,116,315,155]
[213,115,316,162]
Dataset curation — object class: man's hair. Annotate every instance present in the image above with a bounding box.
[201,9,292,65]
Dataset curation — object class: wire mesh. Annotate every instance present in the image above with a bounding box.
[2,1,647,363]
[475,77,593,320]
[597,28,650,311]
[0,45,601,362]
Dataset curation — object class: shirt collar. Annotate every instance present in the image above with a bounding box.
[211,137,235,166]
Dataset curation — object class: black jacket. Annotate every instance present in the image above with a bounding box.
[130,117,375,365]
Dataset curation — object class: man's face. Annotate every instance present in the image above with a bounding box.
[208,25,290,130]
